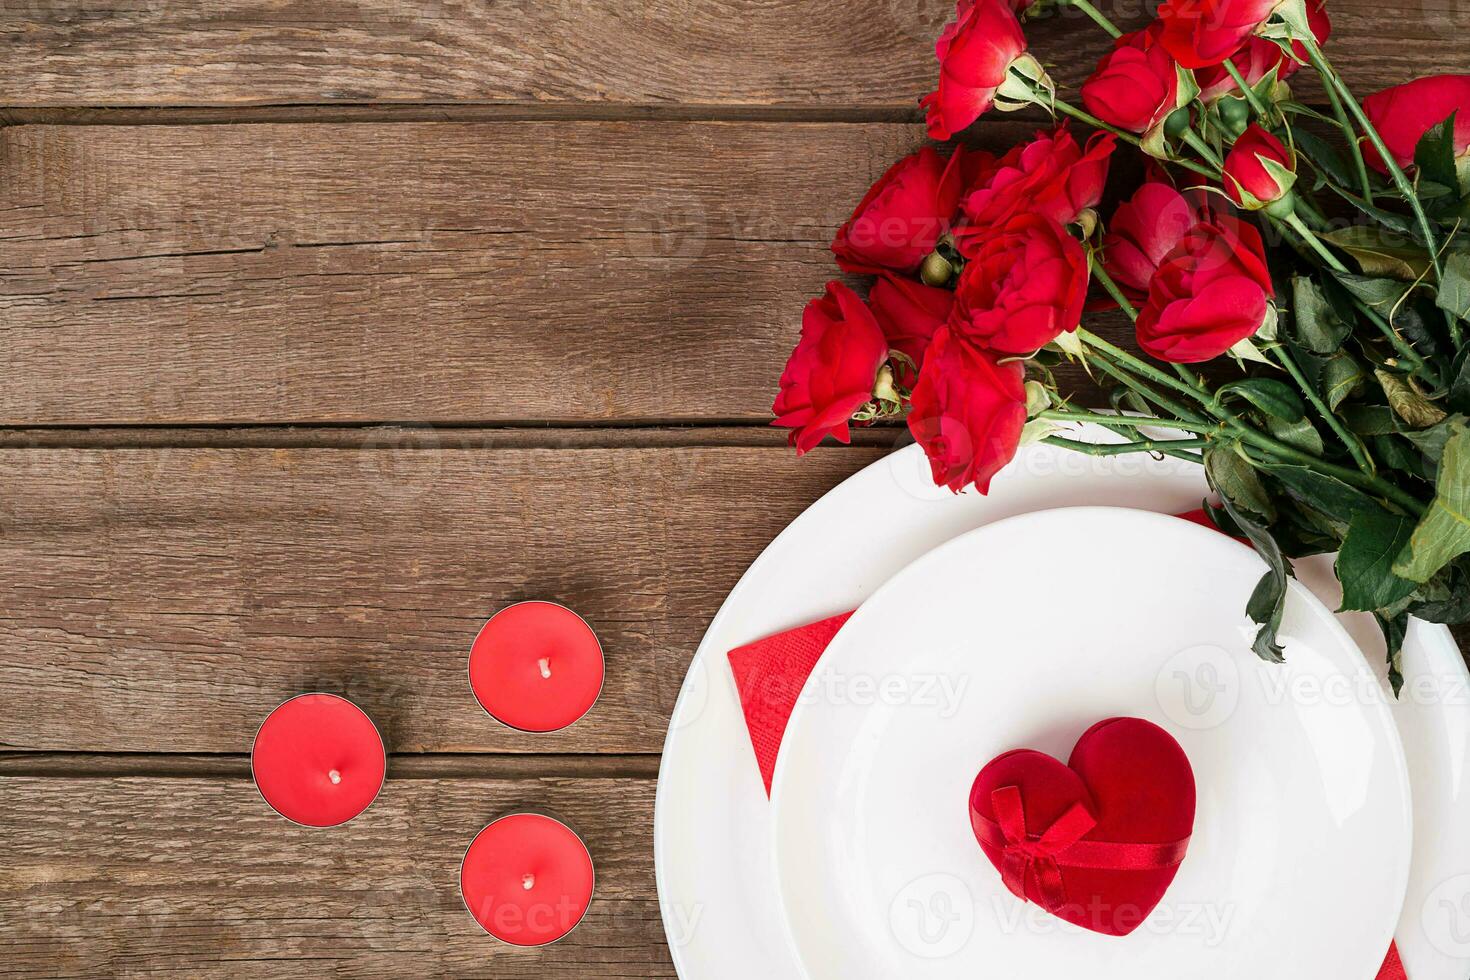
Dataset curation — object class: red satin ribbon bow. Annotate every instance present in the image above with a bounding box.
[973,785,1193,913]
[984,785,1098,909]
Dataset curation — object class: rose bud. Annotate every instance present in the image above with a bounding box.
[1135,214,1276,363]
[868,276,955,384]
[1158,0,1284,69]
[1102,182,1213,301]
[956,126,1116,234]
[832,146,966,276]
[772,282,891,454]
[950,213,1089,354]
[922,0,1052,140]
[1195,0,1330,103]
[1361,74,1470,172]
[906,326,1028,494]
[1081,24,1182,135]
[1222,124,1297,212]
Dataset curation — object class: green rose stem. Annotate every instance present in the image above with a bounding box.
[1298,35,1459,346]
[1044,435,1209,458]
[1221,60,1272,120]
[1038,409,1427,514]
[1296,39,1374,202]
[1179,126,1224,169]
[1063,0,1123,38]
[1046,96,1218,179]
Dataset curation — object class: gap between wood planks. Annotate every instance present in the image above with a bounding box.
[0,103,923,128]
[0,99,1351,129]
[0,752,663,779]
[0,423,910,451]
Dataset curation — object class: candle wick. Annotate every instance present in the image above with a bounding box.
[328,769,342,785]
[522,873,536,891]
[537,657,552,679]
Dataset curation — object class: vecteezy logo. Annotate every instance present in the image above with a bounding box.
[1423,873,1470,957]
[1155,643,1240,730]
[889,873,975,959]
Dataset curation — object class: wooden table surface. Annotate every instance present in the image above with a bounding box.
[1,2,1467,976]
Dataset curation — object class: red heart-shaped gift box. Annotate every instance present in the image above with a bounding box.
[969,717,1196,937]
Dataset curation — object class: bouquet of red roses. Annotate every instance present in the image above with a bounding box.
[772,0,1470,687]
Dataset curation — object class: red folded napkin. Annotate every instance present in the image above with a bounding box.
[726,511,1406,978]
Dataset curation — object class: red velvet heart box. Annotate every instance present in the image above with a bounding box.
[969,717,1196,937]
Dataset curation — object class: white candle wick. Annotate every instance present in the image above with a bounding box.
[537,657,552,680]
[522,873,536,891]
[328,769,343,785]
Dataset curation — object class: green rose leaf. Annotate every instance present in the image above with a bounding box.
[1321,226,1432,280]
[1336,511,1418,612]
[1401,414,1468,465]
[1416,112,1461,197]
[1290,275,1351,353]
[1436,251,1470,322]
[1449,348,1470,414]
[1393,422,1470,582]
[1293,129,1355,190]
[1407,558,1470,624]
[1217,490,1291,664]
[1375,611,1409,696]
[1205,443,1276,521]
[1259,463,1387,523]
[1321,351,1367,410]
[1266,413,1325,455]
[1332,271,1412,313]
[1217,378,1306,423]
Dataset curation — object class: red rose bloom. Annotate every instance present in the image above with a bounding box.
[772,282,889,454]
[1136,214,1275,363]
[1081,25,1180,134]
[907,327,1027,494]
[922,0,1030,139]
[1362,74,1470,172]
[1158,0,1282,69]
[951,213,1088,354]
[1195,0,1330,102]
[957,126,1116,235]
[832,146,966,275]
[868,276,955,383]
[1223,125,1296,209]
[1102,183,1212,300]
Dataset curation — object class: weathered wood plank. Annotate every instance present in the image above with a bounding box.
[0,0,1459,108]
[0,444,888,753]
[0,119,1124,425]
[0,775,673,978]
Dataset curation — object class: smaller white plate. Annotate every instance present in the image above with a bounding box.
[770,507,1412,980]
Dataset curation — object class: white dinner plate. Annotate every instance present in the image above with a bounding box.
[769,507,1411,979]
[654,433,1470,979]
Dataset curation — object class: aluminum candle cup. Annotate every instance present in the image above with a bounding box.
[468,601,604,733]
[459,811,596,945]
[251,693,387,828]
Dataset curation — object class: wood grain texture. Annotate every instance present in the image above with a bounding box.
[0,443,889,754]
[0,775,673,978]
[0,0,1462,108]
[0,119,1123,426]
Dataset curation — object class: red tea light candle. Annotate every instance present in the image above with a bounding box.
[460,813,596,946]
[251,694,386,828]
[469,601,604,733]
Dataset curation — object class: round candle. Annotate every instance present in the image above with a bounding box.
[468,602,604,733]
[251,694,386,828]
[460,813,595,946]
